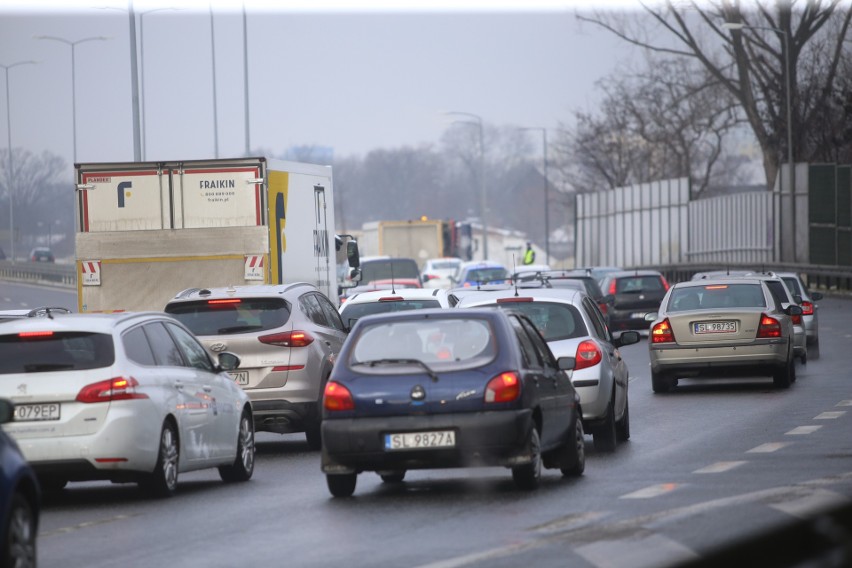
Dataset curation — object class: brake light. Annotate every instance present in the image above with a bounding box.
[485,372,521,403]
[608,280,616,295]
[379,296,403,302]
[598,302,608,316]
[18,331,54,338]
[208,299,242,305]
[76,377,148,403]
[651,318,675,343]
[792,314,802,325]
[574,340,602,370]
[801,301,814,316]
[259,331,314,347]
[496,297,534,303]
[323,381,354,411]
[757,314,781,338]
[661,276,670,291]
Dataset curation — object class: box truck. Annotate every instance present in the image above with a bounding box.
[75,157,351,312]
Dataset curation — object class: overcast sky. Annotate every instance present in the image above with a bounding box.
[0,0,645,170]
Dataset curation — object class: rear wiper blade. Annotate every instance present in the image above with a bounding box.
[23,363,75,372]
[217,325,264,334]
[353,358,439,382]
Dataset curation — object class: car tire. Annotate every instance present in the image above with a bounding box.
[327,473,357,497]
[560,415,585,477]
[615,394,630,442]
[379,471,406,483]
[39,477,67,493]
[593,401,617,452]
[140,421,179,498]
[773,357,795,389]
[219,410,255,483]
[809,338,820,360]
[3,492,37,568]
[652,371,674,394]
[512,427,542,490]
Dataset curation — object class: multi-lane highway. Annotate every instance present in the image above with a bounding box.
[3,282,851,568]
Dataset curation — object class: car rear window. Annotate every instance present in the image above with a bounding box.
[341,299,442,327]
[616,276,665,293]
[429,261,459,271]
[350,318,496,371]
[360,259,420,282]
[668,284,767,311]
[782,277,803,296]
[165,298,291,336]
[485,300,587,342]
[0,331,115,374]
[465,267,507,283]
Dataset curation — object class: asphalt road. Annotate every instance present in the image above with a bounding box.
[2,283,851,568]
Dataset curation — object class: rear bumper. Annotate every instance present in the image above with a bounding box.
[650,339,790,377]
[609,309,655,331]
[321,409,534,474]
[251,400,314,434]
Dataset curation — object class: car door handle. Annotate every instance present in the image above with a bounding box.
[174,381,184,391]
[203,386,212,393]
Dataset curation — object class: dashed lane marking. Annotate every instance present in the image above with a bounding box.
[747,442,792,453]
[769,488,851,519]
[815,411,846,420]
[620,483,680,499]
[785,425,823,435]
[837,400,852,407]
[692,461,747,474]
[40,514,135,538]
[575,532,699,568]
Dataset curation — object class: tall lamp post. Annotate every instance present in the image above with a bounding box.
[210,2,219,158]
[442,111,487,260]
[1,60,36,262]
[37,35,109,163]
[723,21,794,261]
[518,126,549,265]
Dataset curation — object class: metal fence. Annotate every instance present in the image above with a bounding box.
[0,261,75,289]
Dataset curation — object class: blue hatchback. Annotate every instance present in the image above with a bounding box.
[1,398,40,567]
[320,308,585,497]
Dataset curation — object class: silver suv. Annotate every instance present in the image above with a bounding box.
[165,283,348,449]
[775,272,822,357]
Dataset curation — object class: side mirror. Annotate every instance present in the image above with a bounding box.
[786,305,803,316]
[811,292,823,301]
[349,267,362,283]
[616,331,640,347]
[644,312,658,322]
[218,351,241,372]
[557,356,576,371]
[346,240,360,268]
[0,399,13,424]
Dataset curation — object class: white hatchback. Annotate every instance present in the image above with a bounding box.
[339,288,451,330]
[0,312,254,497]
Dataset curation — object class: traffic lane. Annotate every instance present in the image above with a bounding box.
[0,281,76,311]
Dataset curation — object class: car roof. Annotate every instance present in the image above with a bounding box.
[604,270,665,278]
[0,312,176,334]
[672,278,766,288]
[455,286,587,307]
[458,260,506,269]
[352,306,511,327]
[341,287,449,306]
[167,282,318,303]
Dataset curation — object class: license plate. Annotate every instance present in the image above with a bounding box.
[385,430,456,451]
[694,321,737,334]
[228,371,249,385]
[631,312,647,319]
[14,403,60,422]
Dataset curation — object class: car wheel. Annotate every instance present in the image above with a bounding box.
[615,394,630,442]
[651,371,674,394]
[219,410,255,483]
[379,471,406,483]
[327,473,357,497]
[560,415,585,477]
[512,427,542,490]
[39,477,68,493]
[809,338,820,360]
[773,356,795,389]
[304,419,322,451]
[3,492,37,568]
[141,421,179,497]
[593,401,617,452]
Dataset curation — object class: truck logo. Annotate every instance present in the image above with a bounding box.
[117,181,132,208]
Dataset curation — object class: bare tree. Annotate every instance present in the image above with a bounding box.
[577,0,852,190]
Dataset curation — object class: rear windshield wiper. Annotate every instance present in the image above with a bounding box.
[216,325,265,334]
[23,363,75,372]
[353,358,439,382]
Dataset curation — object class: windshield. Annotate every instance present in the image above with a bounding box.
[166,298,291,336]
[0,331,115,374]
[616,275,665,293]
[463,267,508,283]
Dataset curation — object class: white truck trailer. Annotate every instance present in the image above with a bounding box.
[75,157,344,312]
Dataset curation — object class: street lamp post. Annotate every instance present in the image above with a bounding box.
[443,111,487,260]
[1,60,36,262]
[37,35,109,163]
[723,21,795,261]
[242,0,250,156]
[519,126,550,265]
[210,3,219,158]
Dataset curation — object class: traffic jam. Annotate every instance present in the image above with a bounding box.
[0,158,840,567]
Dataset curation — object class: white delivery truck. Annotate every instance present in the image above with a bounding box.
[75,157,350,312]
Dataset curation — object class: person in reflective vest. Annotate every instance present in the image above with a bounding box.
[523,242,535,265]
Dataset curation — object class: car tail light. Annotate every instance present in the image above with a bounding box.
[485,372,521,403]
[801,301,814,316]
[757,314,781,338]
[608,280,617,295]
[18,331,54,338]
[792,314,802,325]
[76,377,148,403]
[574,340,602,370]
[651,318,675,343]
[661,276,670,291]
[324,381,354,411]
[379,296,403,302]
[496,297,533,303]
[208,299,242,305]
[259,331,314,347]
[598,302,608,316]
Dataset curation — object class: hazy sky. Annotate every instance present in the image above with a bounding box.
[0,0,643,170]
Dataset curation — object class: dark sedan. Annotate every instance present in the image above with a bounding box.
[320,308,585,497]
[1,399,40,567]
[600,270,670,332]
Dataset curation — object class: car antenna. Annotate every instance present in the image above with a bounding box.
[45,308,54,320]
[512,254,519,297]
[390,260,396,294]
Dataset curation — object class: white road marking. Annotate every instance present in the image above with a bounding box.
[837,400,852,407]
[785,425,822,435]
[575,533,699,568]
[815,411,846,420]
[620,483,680,499]
[770,489,851,519]
[40,514,135,537]
[692,461,747,474]
[747,442,791,453]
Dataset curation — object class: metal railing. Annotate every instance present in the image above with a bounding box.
[0,261,76,289]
